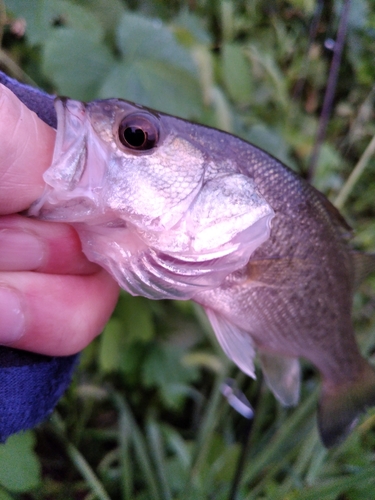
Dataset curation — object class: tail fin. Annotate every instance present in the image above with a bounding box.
[318,362,375,447]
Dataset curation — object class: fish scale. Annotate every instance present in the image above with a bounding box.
[29,96,375,447]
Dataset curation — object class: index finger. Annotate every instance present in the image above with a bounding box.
[0,84,56,214]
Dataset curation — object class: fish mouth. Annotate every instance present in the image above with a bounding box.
[29,98,89,217]
[29,98,110,220]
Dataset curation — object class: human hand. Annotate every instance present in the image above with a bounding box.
[0,84,119,356]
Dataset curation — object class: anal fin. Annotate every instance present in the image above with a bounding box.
[258,351,300,407]
[204,308,256,379]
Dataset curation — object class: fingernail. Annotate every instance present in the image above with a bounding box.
[0,229,45,271]
[0,286,25,344]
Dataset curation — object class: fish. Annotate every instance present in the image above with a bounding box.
[29,97,375,447]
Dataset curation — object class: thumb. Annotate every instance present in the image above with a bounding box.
[0,84,56,215]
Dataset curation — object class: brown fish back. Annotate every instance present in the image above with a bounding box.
[197,147,358,381]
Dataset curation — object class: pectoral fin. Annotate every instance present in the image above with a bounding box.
[258,351,300,407]
[204,308,256,378]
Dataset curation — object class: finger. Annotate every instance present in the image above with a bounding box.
[0,269,119,356]
[0,84,55,214]
[0,215,99,274]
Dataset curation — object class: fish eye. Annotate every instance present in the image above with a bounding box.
[118,112,159,151]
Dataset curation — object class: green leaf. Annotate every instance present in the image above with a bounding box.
[98,11,203,117]
[42,27,114,100]
[76,0,125,34]
[0,432,41,492]
[0,489,13,500]
[173,10,212,46]
[183,351,223,374]
[116,12,196,73]
[286,0,315,14]
[99,295,156,373]
[100,60,202,118]
[142,344,198,407]
[221,43,253,105]
[204,433,241,483]
[99,318,125,373]
[6,0,54,45]
[246,124,295,168]
[313,144,344,193]
[245,44,289,110]
[345,0,369,30]
[52,0,105,41]
[6,0,104,45]
[117,295,155,344]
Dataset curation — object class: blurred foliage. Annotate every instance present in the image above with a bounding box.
[1,0,375,499]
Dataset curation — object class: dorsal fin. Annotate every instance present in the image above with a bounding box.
[258,351,300,407]
[204,308,256,379]
[351,251,375,288]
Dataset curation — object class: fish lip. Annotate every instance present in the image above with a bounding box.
[28,98,100,218]
[49,97,89,188]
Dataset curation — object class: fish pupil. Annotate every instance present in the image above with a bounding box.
[124,126,146,148]
[118,112,159,151]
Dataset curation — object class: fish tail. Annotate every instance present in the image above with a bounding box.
[318,361,375,447]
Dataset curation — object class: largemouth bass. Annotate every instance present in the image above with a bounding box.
[29,97,375,447]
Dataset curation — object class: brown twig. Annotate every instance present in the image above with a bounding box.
[307,0,351,182]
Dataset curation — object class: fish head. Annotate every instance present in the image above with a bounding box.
[30,98,274,299]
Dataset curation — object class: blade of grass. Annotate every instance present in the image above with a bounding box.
[243,387,319,487]
[183,372,227,496]
[163,424,191,469]
[111,392,162,500]
[305,440,329,485]
[51,413,111,500]
[245,438,302,500]
[270,426,324,498]
[334,132,375,210]
[117,396,133,500]
[228,417,253,500]
[291,467,375,500]
[146,419,173,500]
[227,376,261,500]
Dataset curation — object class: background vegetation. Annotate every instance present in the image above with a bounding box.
[1,0,375,498]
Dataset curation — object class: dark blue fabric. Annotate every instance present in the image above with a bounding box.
[0,71,79,442]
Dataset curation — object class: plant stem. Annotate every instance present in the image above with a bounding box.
[334,132,375,210]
